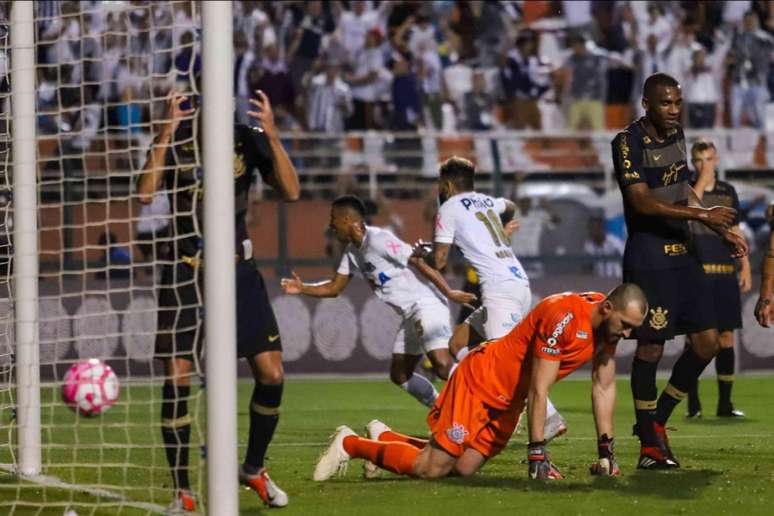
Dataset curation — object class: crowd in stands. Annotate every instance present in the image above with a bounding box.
[3,0,772,141]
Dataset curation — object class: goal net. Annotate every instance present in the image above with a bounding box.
[0,2,213,513]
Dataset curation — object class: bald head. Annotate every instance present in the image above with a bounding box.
[606,283,648,316]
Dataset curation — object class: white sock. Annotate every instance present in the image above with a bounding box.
[400,373,438,407]
[454,347,469,362]
[546,397,558,419]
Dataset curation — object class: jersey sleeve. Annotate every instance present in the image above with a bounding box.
[434,203,456,244]
[336,252,353,276]
[533,302,579,362]
[612,131,646,190]
[493,197,508,215]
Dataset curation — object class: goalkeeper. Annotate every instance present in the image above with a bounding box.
[138,87,299,511]
[314,284,647,481]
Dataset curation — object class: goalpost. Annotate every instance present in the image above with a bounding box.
[1,1,238,514]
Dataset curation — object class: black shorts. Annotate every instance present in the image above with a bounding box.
[705,273,742,332]
[155,259,282,362]
[624,262,715,341]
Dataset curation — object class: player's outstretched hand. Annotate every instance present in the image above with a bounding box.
[165,89,195,134]
[447,289,477,310]
[705,206,736,230]
[722,229,749,258]
[503,219,521,238]
[589,435,620,476]
[527,441,564,480]
[755,294,773,328]
[411,239,432,258]
[247,89,277,138]
[280,271,303,295]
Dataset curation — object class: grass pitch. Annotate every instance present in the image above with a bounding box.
[1,375,773,515]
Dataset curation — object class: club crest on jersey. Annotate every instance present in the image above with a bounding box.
[460,197,494,211]
[547,313,574,346]
[446,422,469,444]
[649,307,669,330]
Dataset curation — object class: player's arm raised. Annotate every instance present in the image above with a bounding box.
[527,357,563,480]
[280,271,350,298]
[409,256,476,307]
[589,345,620,476]
[247,90,300,202]
[137,90,194,204]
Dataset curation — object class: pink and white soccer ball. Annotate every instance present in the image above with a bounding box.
[62,359,120,416]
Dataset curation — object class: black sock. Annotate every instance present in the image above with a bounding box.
[656,347,710,425]
[631,357,658,446]
[715,347,735,408]
[244,382,283,472]
[161,383,192,491]
[687,375,702,415]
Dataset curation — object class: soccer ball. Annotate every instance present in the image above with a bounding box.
[62,359,120,416]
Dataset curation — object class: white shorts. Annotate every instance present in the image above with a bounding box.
[393,300,452,356]
[465,281,531,339]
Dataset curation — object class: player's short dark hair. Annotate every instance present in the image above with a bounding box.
[439,156,475,191]
[643,73,680,100]
[691,139,716,156]
[606,283,648,316]
[332,194,367,219]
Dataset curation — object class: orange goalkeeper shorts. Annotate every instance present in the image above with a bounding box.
[427,368,522,459]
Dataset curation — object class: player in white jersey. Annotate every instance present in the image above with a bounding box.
[417,157,567,440]
[280,195,476,407]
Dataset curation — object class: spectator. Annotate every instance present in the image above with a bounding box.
[727,11,774,129]
[346,26,388,130]
[415,40,444,129]
[253,44,296,129]
[583,215,624,278]
[390,58,422,131]
[463,70,495,130]
[500,30,549,130]
[336,0,381,66]
[560,33,609,131]
[510,197,558,259]
[174,30,201,86]
[684,42,728,128]
[234,31,255,125]
[288,1,334,90]
[306,57,352,132]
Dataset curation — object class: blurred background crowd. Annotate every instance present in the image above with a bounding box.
[13,0,774,137]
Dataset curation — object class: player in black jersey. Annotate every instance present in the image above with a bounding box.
[611,73,748,470]
[686,140,751,418]
[138,89,299,511]
[755,202,774,327]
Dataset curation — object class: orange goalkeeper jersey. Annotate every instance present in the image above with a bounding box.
[459,291,606,411]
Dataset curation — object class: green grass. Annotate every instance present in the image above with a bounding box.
[1,376,773,515]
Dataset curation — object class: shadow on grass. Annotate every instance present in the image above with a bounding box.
[437,468,722,500]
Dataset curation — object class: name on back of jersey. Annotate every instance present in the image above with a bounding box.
[460,197,495,210]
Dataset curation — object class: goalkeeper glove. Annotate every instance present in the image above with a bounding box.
[589,434,620,476]
[527,441,564,480]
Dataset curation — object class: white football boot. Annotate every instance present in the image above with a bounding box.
[313,425,356,481]
[544,412,568,443]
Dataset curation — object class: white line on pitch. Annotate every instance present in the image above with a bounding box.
[0,465,168,514]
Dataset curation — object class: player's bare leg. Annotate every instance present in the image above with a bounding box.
[448,322,482,363]
[161,358,197,512]
[426,348,453,379]
[715,330,744,417]
[453,447,487,477]
[240,350,288,508]
[390,354,438,407]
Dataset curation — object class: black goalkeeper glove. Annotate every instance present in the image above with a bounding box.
[589,434,620,476]
[527,441,564,480]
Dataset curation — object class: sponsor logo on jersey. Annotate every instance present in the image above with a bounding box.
[446,422,469,444]
[541,346,560,356]
[460,197,495,211]
[576,330,588,339]
[547,313,574,346]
